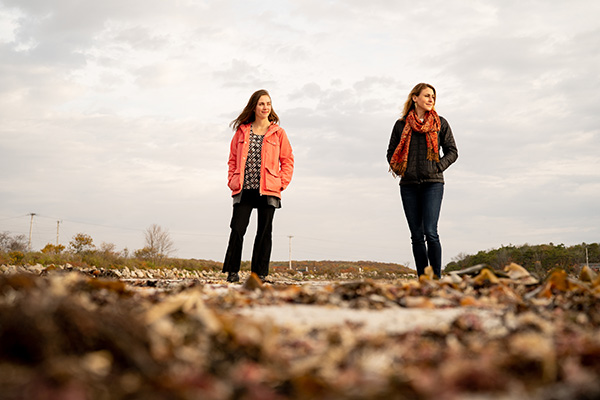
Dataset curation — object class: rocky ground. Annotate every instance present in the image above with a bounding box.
[0,263,599,399]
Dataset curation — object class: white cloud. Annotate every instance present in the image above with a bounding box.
[1,0,598,267]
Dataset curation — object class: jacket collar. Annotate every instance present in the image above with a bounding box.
[240,122,279,137]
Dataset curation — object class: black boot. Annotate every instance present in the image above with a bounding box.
[226,272,240,283]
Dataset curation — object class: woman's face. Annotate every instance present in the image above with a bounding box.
[254,95,272,120]
[412,87,436,114]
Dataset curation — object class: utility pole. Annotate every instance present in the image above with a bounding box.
[586,246,589,268]
[28,213,36,251]
[288,235,293,270]
[56,220,61,246]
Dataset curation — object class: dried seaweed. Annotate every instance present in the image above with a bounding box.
[0,263,599,399]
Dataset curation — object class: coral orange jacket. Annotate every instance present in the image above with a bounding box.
[227,123,294,199]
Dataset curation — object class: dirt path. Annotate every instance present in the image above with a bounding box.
[239,303,504,334]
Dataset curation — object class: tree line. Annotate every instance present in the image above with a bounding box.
[3,229,598,279]
[0,224,177,268]
[445,242,599,276]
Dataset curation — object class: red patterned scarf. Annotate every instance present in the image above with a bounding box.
[389,109,441,177]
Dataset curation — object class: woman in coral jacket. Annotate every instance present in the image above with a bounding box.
[223,89,294,283]
[387,83,458,278]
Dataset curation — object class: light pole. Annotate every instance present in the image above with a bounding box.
[28,213,36,251]
[586,245,589,268]
[288,235,293,270]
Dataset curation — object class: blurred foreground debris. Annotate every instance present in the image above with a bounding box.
[0,263,599,399]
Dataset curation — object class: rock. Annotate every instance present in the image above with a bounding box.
[243,273,264,291]
[580,265,597,283]
[29,264,45,274]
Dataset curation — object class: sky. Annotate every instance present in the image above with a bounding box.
[1,0,599,270]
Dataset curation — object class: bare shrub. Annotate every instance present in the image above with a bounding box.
[137,224,175,264]
[0,232,28,252]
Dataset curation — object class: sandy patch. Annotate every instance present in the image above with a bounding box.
[239,304,503,335]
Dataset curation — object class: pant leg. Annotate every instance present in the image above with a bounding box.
[422,183,444,277]
[400,184,428,276]
[222,202,253,273]
[250,204,276,276]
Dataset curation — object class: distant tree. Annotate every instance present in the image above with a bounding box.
[95,242,122,265]
[98,242,117,255]
[139,224,175,263]
[120,247,130,258]
[586,243,600,262]
[41,243,66,254]
[69,233,95,254]
[0,231,28,252]
[134,246,155,261]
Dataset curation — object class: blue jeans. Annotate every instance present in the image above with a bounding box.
[400,183,444,277]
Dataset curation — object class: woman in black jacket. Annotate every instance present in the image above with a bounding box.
[386,83,458,278]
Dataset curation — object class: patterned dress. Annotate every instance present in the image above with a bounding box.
[243,127,264,189]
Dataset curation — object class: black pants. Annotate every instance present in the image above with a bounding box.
[222,190,276,276]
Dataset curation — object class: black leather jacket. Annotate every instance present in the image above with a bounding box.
[386,115,458,185]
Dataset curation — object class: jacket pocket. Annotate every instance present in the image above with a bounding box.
[264,137,280,148]
[263,137,280,170]
[424,160,442,178]
[228,172,241,191]
[264,166,281,191]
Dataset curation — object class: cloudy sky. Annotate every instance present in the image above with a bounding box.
[1,0,599,270]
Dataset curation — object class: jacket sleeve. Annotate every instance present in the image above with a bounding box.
[227,128,241,185]
[386,119,403,164]
[438,117,458,172]
[278,129,294,190]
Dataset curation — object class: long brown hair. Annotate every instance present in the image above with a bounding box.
[400,83,436,120]
[230,89,280,131]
